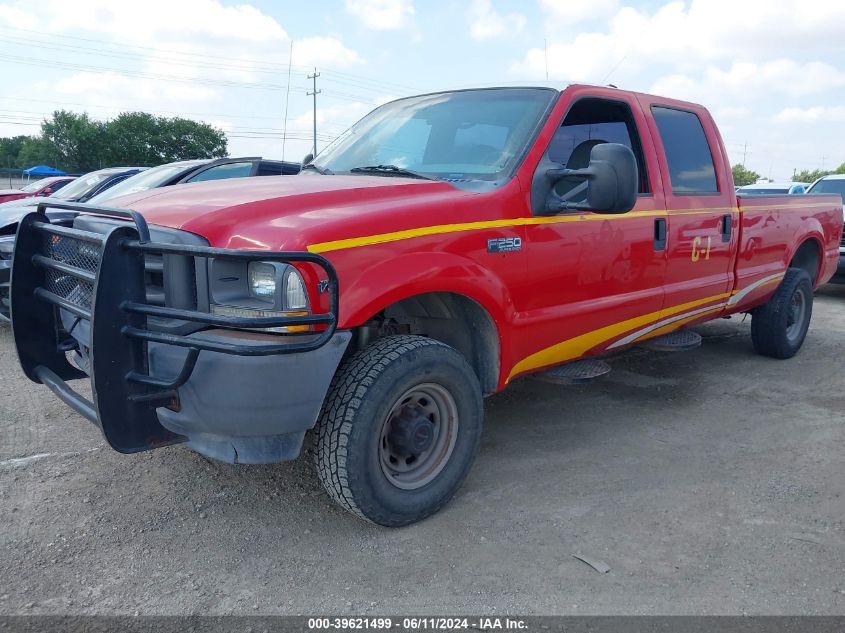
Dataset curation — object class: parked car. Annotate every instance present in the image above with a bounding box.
[8,85,842,526]
[0,159,299,320]
[806,174,845,282]
[736,182,810,195]
[88,157,301,205]
[0,176,76,204]
[0,166,145,317]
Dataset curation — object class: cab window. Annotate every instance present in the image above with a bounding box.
[548,97,651,198]
[651,106,718,194]
[187,162,253,183]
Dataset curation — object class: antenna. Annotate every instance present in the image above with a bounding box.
[600,55,627,85]
[282,40,293,161]
[544,39,549,82]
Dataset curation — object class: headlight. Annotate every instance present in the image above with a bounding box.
[248,262,277,299]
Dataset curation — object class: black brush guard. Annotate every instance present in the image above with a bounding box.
[11,201,338,453]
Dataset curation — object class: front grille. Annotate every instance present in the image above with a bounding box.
[42,233,101,310]
[144,253,165,306]
[38,233,175,311]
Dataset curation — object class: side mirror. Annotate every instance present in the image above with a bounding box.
[302,153,314,165]
[545,143,638,214]
[41,188,53,196]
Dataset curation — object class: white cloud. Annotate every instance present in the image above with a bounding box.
[467,0,526,41]
[650,60,845,103]
[344,0,415,30]
[293,37,363,68]
[538,0,619,25]
[514,0,845,82]
[774,106,845,123]
[0,5,38,29]
[36,0,288,45]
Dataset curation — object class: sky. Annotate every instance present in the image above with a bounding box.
[0,0,843,180]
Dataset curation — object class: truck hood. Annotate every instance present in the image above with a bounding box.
[0,189,24,197]
[103,174,467,249]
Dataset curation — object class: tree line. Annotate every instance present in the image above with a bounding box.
[0,111,228,174]
[732,163,845,187]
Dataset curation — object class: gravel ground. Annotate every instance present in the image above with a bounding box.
[1,286,843,615]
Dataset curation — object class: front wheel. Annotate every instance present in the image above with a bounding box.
[314,335,483,527]
[751,267,813,359]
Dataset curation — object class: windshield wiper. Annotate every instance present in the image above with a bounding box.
[302,163,332,175]
[348,164,435,180]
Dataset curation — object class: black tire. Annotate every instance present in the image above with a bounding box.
[314,335,483,527]
[751,268,813,359]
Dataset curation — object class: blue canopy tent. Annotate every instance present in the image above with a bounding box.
[23,165,66,177]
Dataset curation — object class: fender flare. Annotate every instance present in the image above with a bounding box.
[339,252,514,332]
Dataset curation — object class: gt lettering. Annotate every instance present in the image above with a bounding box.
[691,236,711,262]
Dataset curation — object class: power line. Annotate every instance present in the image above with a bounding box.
[0,25,419,94]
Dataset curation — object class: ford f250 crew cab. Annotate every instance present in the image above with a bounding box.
[10,85,843,526]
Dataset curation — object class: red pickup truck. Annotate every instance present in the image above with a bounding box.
[10,85,842,526]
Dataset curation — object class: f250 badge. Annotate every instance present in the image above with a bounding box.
[487,237,522,253]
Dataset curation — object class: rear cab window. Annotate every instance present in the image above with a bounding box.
[650,106,719,195]
[187,162,254,183]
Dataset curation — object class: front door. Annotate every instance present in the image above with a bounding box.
[511,89,668,380]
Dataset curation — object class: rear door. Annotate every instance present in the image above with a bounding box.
[639,100,737,317]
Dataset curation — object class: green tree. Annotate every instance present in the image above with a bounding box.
[834,162,845,175]
[106,112,227,165]
[793,168,832,183]
[41,110,109,172]
[16,136,56,169]
[731,163,760,186]
[1,111,229,173]
[0,135,30,169]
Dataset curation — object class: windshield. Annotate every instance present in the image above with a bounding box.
[20,179,51,193]
[89,163,197,202]
[807,178,845,202]
[51,172,110,200]
[314,88,556,185]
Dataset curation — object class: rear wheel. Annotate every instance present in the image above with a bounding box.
[314,335,483,527]
[751,268,813,359]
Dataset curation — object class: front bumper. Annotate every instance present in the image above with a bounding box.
[11,202,343,463]
[149,330,350,462]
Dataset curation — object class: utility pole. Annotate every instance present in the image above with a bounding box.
[742,141,748,166]
[307,68,321,158]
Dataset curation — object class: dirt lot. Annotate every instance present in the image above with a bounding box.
[1,286,843,616]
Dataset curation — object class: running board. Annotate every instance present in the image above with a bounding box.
[638,329,702,352]
[534,359,611,385]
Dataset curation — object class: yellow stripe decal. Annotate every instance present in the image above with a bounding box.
[505,292,731,382]
[507,269,787,382]
[307,210,667,253]
[307,202,833,254]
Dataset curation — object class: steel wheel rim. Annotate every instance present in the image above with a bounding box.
[379,383,459,490]
[786,287,807,343]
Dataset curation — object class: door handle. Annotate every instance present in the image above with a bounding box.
[654,218,666,251]
[721,214,732,242]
